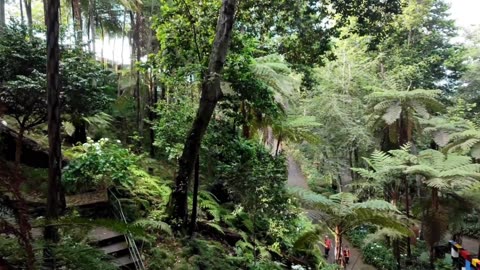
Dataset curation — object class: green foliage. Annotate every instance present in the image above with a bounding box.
[361,242,396,270]
[184,239,240,270]
[62,48,115,118]
[152,98,197,160]
[207,133,290,220]
[0,22,46,82]
[54,237,117,270]
[291,188,410,236]
[0,70,47,130]
[63,138,140,193]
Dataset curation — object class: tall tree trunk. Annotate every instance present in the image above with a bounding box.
[334,226,343,266]
[349,149,354,181]
[44,0,64,265]
[15,127,25,169]
[275,136,282,156]
[134,11,142,132]
[24,0,32,36]
[42,0,47,25]
[88,0,95,53]
[240,101,250,138]
[169,0,237,229]
[189,154,200,236]
[0,0,5,30]
[399,114,412,260]
[71,119,87,143]
[71,0,82,45]
[431,187,439,210]
[149,71,156,158]
[19,0,24,24]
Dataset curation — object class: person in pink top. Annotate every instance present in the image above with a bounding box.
[324,235,332,258]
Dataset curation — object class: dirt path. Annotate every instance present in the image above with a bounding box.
[287,156,375,270]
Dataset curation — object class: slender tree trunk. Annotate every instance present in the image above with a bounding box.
[71,0,82,45]
[19,0,24,24]
[71,119,87,143]
[398,114,412,260]
[44,0,64,265]
[240,101,251,138]
[120,9,126,66]
[42,0,47,25]
[23,0,32,36]
[349,149,354,181]
[334,226,343,266]
[15,127,25,169]
[189,154,200,236]
[134,11,142,132]
[99,18,104,65]
[149,72,156,158]
[0,0,5,30]
[88,0,95,53]
[169,0,237,229]
[275,136,282,156]
[431,187,439,210]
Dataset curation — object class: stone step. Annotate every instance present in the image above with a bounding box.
[88,227,124,243]
[100,241,129,254]
[112,254,134,267]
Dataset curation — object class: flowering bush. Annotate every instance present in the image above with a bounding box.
[63,138,140,194]
[361,242,396,270]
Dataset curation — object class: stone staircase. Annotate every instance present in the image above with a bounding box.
[88,227,137,269]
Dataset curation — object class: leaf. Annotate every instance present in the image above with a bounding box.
[433,131,449,147]
[382,103,402,125]
[471,143,480,159]
[205,222,224,235]
[63,121,76,136]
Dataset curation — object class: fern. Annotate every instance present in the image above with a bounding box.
[133,219,172,235]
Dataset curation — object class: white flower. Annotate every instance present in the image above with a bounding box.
[1,119,7,126]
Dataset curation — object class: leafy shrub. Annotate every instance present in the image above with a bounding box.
[152,98,197,161]
[347,226,374,248]
[362,242,396,270]
[63,138,140,194]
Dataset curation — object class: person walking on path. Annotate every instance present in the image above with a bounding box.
[343,245,351,265]
[324,235,332,259]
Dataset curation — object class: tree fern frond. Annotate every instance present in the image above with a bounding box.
[382,103,402,125]
[133,219,172,235]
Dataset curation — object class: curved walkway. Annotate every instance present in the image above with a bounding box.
[287,156,375,270]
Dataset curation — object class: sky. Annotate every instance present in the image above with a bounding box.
[5,0,480,65]
[448,0,480,29]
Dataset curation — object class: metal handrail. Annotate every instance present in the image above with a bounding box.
[109,190,146,270]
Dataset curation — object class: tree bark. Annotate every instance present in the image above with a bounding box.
[44,0,64,265]
[432,187,439,210]
[169,0,237,229]
[88,0,95,53]
[134,11,142,132]
[149,71,157,158]
[19,0,24,24]
[71,119,87,143]
[334,226,343,266]
[23,0,32,36]
[71,0,82,45]
[42,0,47,25]
[275,136,282,156]
[0,0,5,30]
[189,154,200,236]
[14,127,24,169]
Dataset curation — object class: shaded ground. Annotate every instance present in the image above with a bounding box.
[287,156,375,269]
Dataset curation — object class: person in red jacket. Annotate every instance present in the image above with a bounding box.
[324,236,332,258]
[343,245,351,264]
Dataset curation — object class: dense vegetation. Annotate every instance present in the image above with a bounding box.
[1,0,480,269]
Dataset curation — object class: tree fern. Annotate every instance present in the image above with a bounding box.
[446,128,480,158]
[133,219,172,236]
